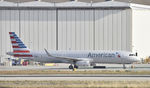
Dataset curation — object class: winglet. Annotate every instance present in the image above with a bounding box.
[44,48,53,57]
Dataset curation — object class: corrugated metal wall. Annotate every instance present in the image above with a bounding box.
[58,9,94,50]
[20,9,56,51]
[0,9,19,59]
[0,8,132,59]
[95,9,132,51]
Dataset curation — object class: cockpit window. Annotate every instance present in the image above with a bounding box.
[129,54,135,56]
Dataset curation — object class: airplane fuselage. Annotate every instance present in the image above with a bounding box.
[27,50,140,64]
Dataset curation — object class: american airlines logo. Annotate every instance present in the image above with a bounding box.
[88,52,115,58]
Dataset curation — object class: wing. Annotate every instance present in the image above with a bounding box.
[44,49,90,62]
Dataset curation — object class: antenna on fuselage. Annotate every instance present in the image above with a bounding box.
[135,52,138,56]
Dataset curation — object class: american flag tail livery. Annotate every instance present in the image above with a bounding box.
[9,32,33,57]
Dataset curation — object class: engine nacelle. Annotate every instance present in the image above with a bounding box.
[75,61,90,66]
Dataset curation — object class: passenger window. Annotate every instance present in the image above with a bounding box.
[129,54,135,56]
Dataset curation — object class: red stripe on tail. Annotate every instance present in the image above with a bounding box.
[11,41,17,43]
[10,36,15,39]
[9,32,13,34]
[13,50,30,53]
[14,54,33,57]
[13,46,20,48]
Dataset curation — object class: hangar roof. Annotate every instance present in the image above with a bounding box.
[0,0,150,9]
[92,1,129,7]
[3,0,150,5]
[0,1,16,6]
[19,1,54,7]
[56,1,91,7]
[93,1,150,9]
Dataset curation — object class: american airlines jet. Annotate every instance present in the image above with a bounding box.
[7,32,141,69]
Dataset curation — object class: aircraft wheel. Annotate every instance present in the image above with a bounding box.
[74,65,78,69]
[123,64,126,69]
[69,65,73,69]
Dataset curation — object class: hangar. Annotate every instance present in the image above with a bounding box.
[0,0,150,63]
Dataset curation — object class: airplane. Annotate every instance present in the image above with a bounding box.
[7,32,141,69]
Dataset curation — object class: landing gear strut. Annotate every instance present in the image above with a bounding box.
[74,64,78,69]
[123,64,126,69]
[69,64,78,69]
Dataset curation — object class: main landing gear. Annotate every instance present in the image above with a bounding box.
[123,64,126,69]
[69,64,78,69]
[69,64,73,69]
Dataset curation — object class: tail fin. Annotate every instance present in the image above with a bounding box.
[9,32,32,57]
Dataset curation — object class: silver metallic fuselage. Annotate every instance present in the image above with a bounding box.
[26,50,141,64]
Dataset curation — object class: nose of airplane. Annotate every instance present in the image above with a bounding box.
[137,57,142,62]
[133,56,141,63]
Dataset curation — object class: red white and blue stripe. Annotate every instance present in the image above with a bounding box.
[9,32,33,57]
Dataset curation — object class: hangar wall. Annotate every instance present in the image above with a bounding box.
[58,9,94,50]
[20,9,56,51]
[58,8,132,51]
[0,7,132,59]
[0,9,19,59]
[94,9,132,51]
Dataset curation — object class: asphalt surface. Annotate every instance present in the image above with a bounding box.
[0,64,150,81]
[0,74,150,81]
[0,64,150,71]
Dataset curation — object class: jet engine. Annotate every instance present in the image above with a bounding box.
[75,61,90,66]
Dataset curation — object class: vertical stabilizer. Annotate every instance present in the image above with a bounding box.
[9,32,32,57]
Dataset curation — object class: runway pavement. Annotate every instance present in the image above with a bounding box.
[0,64,150,81]
[0,74,150,81]
[0,64,150,71]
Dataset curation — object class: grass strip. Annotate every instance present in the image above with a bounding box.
[0,69,150,75]
[0,80,150,88]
